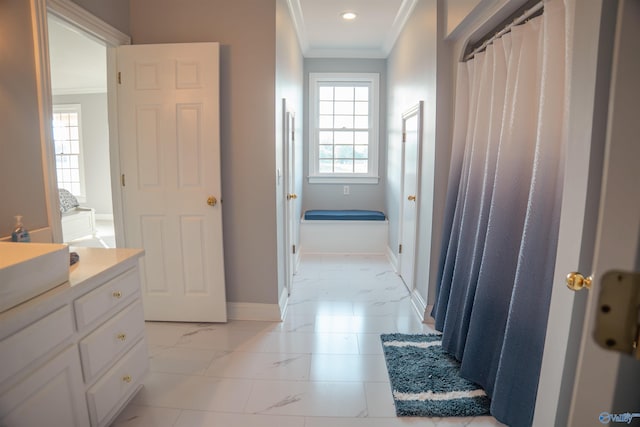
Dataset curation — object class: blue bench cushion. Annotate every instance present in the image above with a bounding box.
[304,210,386,221]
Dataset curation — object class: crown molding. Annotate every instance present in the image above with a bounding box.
[286,0,309,54]
[382,0,420,56]
[47,0,130,46]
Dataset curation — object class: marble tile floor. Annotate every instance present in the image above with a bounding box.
[67,219,116,248]
[112,253,505,427]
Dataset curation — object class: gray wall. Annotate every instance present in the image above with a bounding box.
[129,0,280,305]
[70,0,130,34]
[302,58,387,213]
[275,0,304,298]
[0,0,128,238]
[53,93,113,216]
[386,0,451,306]
[0,0,48,236]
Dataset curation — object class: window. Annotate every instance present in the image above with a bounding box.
[308,73,379,183]
[52,105,85,200]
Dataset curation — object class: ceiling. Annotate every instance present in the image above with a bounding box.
[46,1,417,93]
[48,15,106,95]
[289,0,418,58]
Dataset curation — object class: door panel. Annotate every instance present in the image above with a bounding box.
[118,43,226,322]
[399,102,423,290]
[568,1,640,423]
[283,100,296,295]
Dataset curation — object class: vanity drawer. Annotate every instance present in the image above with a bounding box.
[74,268,140,329]
[86,337,148,426]
[79,300,145,382]
[0,306,74,385]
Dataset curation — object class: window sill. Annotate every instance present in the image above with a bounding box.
[307,175,380,184]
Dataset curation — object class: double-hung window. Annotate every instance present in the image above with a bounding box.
[52,104,85,201]
[308,73,379,183]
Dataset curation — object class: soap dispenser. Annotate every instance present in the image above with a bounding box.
[11,215,31,242]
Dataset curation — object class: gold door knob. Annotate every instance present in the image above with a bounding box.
[287,193,298,200]
[566,272,592,291]
[408,195,417,201]
[112,291,122,299]
[117,333,126,341]
[122,375,132,383]
[207,196,217,206]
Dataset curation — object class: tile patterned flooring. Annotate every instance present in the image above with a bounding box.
[112,254,505,427]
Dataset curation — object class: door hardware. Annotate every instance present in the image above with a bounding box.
[594,270,640,359]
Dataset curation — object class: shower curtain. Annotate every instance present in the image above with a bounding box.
[431,0,573,426]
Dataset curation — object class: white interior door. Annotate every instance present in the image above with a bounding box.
[567,1,640,423]
[398,102,422,290]
[283,100,297,295]
[117,42,226,322]
[535,1,640,424]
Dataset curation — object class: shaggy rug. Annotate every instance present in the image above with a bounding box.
[380,333,491,417]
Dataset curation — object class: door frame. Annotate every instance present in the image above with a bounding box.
[531,0,620,424]
[31,0,130,245]
[397,101,423,292]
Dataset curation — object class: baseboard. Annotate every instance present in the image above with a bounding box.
[424,303,436,326]
[410,289,427,322]
[293,250,301,274]
[1,227,53,243]
[278,287,289,320]
[94,213,114,221]
[386,245,398,272]
[226,301,284,321]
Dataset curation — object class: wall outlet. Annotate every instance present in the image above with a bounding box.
[343,185,350,195]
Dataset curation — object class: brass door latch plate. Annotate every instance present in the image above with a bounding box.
[594,271,640,359]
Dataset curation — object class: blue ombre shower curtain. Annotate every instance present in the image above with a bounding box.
[431,1,572,426]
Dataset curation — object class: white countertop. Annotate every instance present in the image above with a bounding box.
[67,247,144,286]
[0,246,144,336]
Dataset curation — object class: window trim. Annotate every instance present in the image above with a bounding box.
[308,72,380,184]
[52,104,87,203]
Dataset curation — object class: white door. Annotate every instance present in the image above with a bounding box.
[566,1,640,423]
[283,100,297,295]
[398,102,422,289]
[535,1,640,425]
[117,43,226,322]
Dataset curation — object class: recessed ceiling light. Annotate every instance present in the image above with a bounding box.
[341,11,357,21]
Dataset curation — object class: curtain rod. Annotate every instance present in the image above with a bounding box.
[464,1,544,62]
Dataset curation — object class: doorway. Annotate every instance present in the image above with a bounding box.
[35,0,130,247]
[47,14,115,247]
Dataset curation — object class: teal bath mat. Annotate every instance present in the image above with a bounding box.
[381,333,491,417]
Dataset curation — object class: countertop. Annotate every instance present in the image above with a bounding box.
[0,246,144,337]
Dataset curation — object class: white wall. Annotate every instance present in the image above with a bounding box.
[302,58,387,213]
[386,0,444,306]
[53,93,113,216]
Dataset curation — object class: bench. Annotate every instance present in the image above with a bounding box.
[300,210,388,254]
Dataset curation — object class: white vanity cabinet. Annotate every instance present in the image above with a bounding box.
[0,247,147,427]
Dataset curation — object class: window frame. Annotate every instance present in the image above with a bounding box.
[308,72,380,184]
[52,104,86,203]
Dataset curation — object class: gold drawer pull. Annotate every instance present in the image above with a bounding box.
[112,291,122,299]
[117,333,127,341]
[122,375,132,383]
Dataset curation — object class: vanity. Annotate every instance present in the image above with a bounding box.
[0,245,148,427]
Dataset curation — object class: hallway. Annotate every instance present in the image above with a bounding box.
[112,254,504,426]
